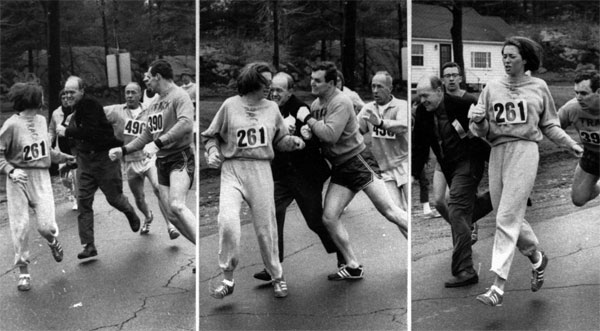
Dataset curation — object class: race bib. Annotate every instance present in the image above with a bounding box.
[22,140,48,162]
[493,99,527,125]
[147,112,163,134]
[124,119,147,136]
[580,130,600,146]
[372,126,396,140]
[236,125,268,149]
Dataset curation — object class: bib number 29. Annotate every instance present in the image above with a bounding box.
[493,100,527,125]
[237,126,267,148]
[23,141,47,162]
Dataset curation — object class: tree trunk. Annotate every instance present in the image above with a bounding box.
[321,39,327,60]
[450,2,465,88]
[272,0,279,70]
[341,0,357,89]
[47,0,61,115]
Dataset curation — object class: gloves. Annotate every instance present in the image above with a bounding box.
[143,142,160,158]
[296,106,311,123]
[300,125,312,140]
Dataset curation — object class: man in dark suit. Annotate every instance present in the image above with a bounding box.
[413,75,492,287]
[253,72,344,281]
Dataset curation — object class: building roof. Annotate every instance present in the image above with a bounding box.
[412,3,516,42]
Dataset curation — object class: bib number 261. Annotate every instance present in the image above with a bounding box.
[23,140,47,162]
[237,126,267,148]
[493,100,527,125]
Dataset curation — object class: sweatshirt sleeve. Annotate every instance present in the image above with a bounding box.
[200,103,228,155]
[356,105,370,135]
[557,100,573,129]
[538,84,578,149]
[309,99,351,143]
[0,123,15,175]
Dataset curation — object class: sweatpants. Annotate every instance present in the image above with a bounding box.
[6,168,58,266]
[217,159,282,280]
[489,140,539,280]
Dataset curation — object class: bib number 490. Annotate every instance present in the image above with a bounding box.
[493,100,527,125]
[124,119,146,136]
[236,126,267,148]
[23,140,47,162]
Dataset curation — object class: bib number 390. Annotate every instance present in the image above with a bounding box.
[236,126,267,148]
[147,113,163,134]
[23,140,48,162]
[580,130,600,145]
[493,100,527,125]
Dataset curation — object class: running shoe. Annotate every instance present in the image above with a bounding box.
[211,280,234,299]
[168,226,181,240]
[48,238,64,262]
[424,209,442,219]
[273,279,288,298]
[327,265,364,281]
[531,251,548,292]
[17,274,31,291]
[476,286,503,307]
[140,211,153,235]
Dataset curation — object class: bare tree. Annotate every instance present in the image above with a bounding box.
[341,0,357,89]
[272,0,279,70]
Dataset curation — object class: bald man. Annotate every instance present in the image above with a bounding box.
[413,75,492,288]
[56,76,141,259]
[357,71,409,210]
[104,82,181,239]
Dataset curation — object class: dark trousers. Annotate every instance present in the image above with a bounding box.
[418,168,430,203]
[443,158,493,276]
[77,151,137,245]
[274,174,339,262]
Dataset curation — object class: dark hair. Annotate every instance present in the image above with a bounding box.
[575,70,599,92]
[502,36,542,72]
[59,89,66,99]
[429,75,444,90]
[311,62,338,85]
[9,82,43,112]
[149,59,174,80]
[336,70,345,86]
[441,62,463,76]
[237,61,272,95]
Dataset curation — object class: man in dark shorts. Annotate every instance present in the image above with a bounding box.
[296,61,408,281]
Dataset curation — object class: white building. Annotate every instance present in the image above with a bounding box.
[411,3,517,90]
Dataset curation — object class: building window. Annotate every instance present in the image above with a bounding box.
[412,44,424,66]
[471,52,491,68]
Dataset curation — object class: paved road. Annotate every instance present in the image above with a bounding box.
[412,206,600,331]
[199,191,408,330]
[0,180,196,331]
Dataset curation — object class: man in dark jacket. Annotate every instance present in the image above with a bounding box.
[57,76,140,259]
[253,72,344,281]
[413,75,492,287]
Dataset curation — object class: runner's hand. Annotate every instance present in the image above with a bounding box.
[108,147,123,161]
[206,150,222,169]
[9,169,28,184]
[571,144,584,158]
[364,107,382,126]
[300,125,312,140]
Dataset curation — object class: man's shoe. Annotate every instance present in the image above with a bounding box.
[328,265,364,281]
[444,270,478,288]
[17,274,31,291]
[127,212,141,232]
[211,280,234,299]
[168,226,181,240]
[48,238,63,262]
[253,269,271,282]
[476,286,504,307]
[140,211,153,235]
[531,251,548,292]
[273,279,288,298]
[471,223,479,245]
[77,243,97,259]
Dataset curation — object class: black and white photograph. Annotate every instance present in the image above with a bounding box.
[410,1,599,330]
[199,0,409,330]
[0,1,197,330]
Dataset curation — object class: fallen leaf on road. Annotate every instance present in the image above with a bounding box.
[71,302,83,308]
